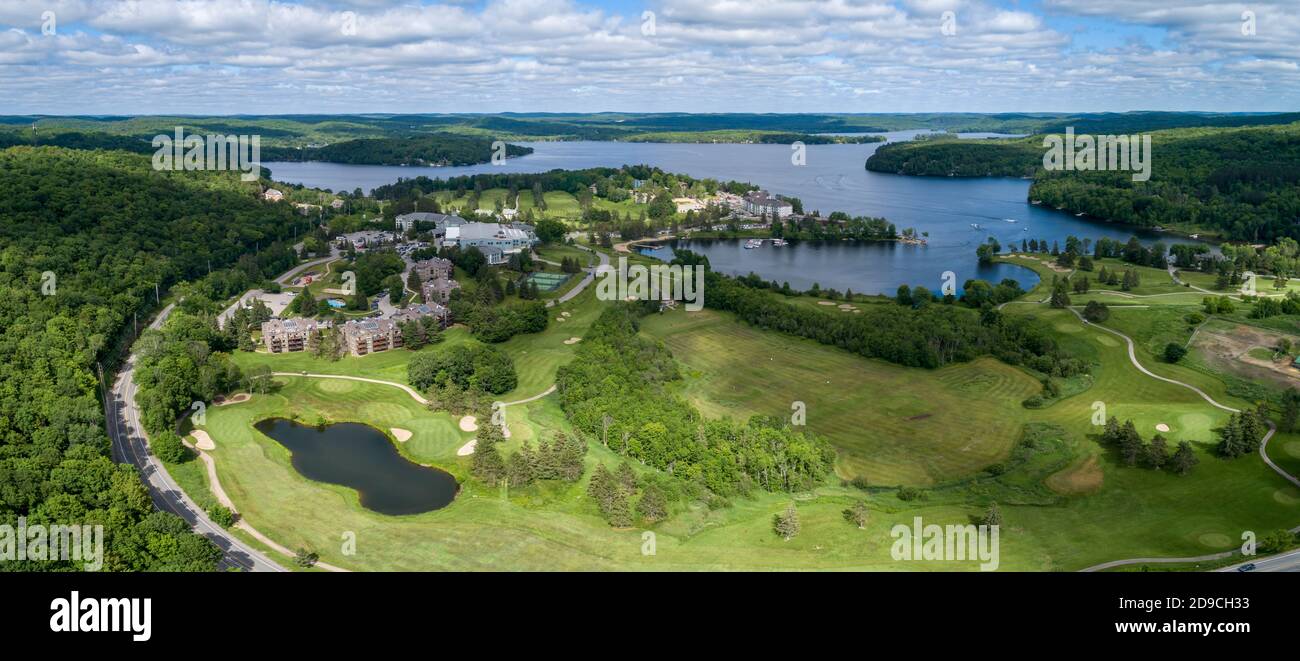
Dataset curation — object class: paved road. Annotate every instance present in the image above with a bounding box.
[218,250,338,329]
[550,245,609,306]
[1066,306,1298,572]
[1218,546,1300,572]
[106,302,286,572]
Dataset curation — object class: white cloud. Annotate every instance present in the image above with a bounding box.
[0,0,1295,114]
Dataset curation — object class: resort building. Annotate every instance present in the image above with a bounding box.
[443,222,536,255]
[341,318,401,356]
[262,188,284,202]
[421,277,461,304]
[743,190,793,218]
[396,212,467,233]
[392,302,450,328]
[261,318,328,353]
[412,257,454,282]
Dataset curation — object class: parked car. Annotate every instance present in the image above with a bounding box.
[1237,563,1257,572]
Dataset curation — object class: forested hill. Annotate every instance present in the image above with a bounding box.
[260,134,533,166]
[0,146,299,571]
[865,135,1041,177]
[866,123,1300,243]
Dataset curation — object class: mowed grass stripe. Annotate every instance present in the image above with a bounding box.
[640,309,1040,486]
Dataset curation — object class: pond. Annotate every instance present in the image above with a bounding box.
[254,418,458,516]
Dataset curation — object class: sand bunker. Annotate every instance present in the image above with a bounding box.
[190,430,215,451]
[390,428,412,443]
[561,311,571,317]
[1155,423,1171,433]
[564,337,582,345]
[214,393,250,406]
[817,300,835,306]
[456,439,477,456]
[459,416,478,432]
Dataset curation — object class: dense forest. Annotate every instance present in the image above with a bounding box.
[0,146,300,570]
[865,136,1042,177]
[20,111,1300,144]
[698,266,1085,377]
[261,133,532,166]
[867,123,1300,243]
[555,305,836,498]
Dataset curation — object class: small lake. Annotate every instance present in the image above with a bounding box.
[266,132,1204,295]
[255,418,458,516]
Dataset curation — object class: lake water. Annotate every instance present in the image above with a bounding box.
[266,132,1198,295]
[255,418,458,516]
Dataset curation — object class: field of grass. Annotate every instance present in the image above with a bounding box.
[194,251,1300,571]
[639,309,1040,486]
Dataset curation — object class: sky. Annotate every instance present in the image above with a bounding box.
[0,0,1297,115]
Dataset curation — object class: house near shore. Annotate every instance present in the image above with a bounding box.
[261,317,328,353]
[743,190,793,218]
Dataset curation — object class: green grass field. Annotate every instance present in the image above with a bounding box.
[638,309,1040,486]
[191,255,1300,571]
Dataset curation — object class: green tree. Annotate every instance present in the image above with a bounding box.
[774,503,800,540]
[152,431,192,464]
[1172,441,1199,475]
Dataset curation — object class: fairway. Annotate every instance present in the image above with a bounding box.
[639,308,1042,486]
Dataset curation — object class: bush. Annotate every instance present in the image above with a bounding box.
[294,548,319,568]
[1083,300,1109,323]
[897,486,925,501]
[206,504,236,528]
[152,431,192,463]
[1164,343,1188,363]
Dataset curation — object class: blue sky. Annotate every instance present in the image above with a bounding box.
[1,0,1296,115]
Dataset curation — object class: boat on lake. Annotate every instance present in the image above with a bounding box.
[744,239,762,249]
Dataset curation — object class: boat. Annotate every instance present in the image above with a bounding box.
[744,239,762,249]
[771,238,788,247]
[1075,212,1085,217]
[970,223,982,230]
[1003,218,1017,223]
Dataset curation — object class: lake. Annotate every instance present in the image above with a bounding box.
[266,132,1199,295]
[255,418,458,516]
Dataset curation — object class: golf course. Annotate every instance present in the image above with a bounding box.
[177,250,1300,571]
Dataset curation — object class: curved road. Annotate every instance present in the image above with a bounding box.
[106,303,286,572]
[1064,306,1298,572]
[549,244,609,307]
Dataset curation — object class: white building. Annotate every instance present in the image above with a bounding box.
[743,190,793,218]
[444,222,536,255]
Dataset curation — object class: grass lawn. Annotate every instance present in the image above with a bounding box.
[194,254,1300,571]
[638,308,1040,486]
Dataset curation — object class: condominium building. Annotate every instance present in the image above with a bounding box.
[743,190,793,218]
[341,318,401,356]
[421,277,461,304]
[261,318,327,353]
